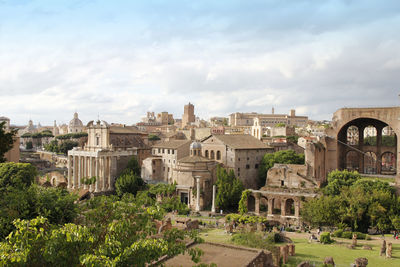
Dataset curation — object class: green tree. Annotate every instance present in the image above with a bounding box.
[125,155,141,176]
[26,141,33,150]
[215,166,244,212]
[323,170,361,196]
[258,150,305,188]
[148,134,161,141]
[0,121,17,163]
[302,195,345,227]
[115,171,144,197]
[59,140,78,155]
[0,162,37,190]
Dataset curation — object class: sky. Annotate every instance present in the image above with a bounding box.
[1,0,400,126]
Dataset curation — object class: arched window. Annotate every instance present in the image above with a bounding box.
[364,151,377,174]
[347,126,359,145]
[216,151,221,160]
[210,150,215,159]
[205,150,209,158]
[363,126,377,146]
[346,151,359,171]
[285,199,295,216]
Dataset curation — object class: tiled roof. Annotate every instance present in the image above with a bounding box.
[212,134,272,149]
[152,140,191,149]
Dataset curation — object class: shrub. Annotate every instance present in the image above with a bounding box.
[231,232,277,250]
[342,231,353,239]
[115,171,144,197]
[332,229,343,237]
[320,232,333,244]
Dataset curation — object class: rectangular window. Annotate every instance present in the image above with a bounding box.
[172,150,175,154]
[238,158,240,161]
[238,168,240,172]
[247,157,249,161]
[168,149,170,154]
[158,148,161,153]
[246,164,250,169]
[281,180,284,186]
[152,170,155,174]
[255,164,259,169]
[162,149,165,154]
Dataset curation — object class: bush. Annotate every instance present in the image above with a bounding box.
[342,231,353,239]
[320,232,333,244]
[332,229,343,237]
[231,232,277,250]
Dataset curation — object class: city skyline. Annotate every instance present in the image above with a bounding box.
[1,0,400,125]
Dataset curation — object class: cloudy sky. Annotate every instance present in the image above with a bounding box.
[1,0,399,126]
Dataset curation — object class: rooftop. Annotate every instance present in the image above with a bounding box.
[153,140,191,149]
[211,134,272,150]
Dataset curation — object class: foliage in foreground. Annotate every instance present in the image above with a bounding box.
[0,195,203,266]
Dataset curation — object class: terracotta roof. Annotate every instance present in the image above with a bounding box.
[212,134,272,149]
[109,126,146,134]
[178,155,215,163]
[152,140,191,149]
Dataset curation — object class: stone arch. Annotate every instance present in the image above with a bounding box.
[382,152,396,174]
[364,151,377,174]
[346,151,359,171]
[248,195,255,212]
[205,150,209,158]
[216,151,221,160]
[260,196,268,212]
[285,198,295,216]
[210,150,215,160]
[382,126,396,147]
[271,198,280,215]
[337,117,397,175]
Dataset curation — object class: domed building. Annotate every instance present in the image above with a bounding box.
[172,141,218,211]
[68,112,84,133]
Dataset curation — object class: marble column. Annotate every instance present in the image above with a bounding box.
[89,157,94,192]
[211,185,216,213]
[73,156,78,189]
[95,158,100,192]
[83,157,88,190]
[195,177,200,212]
[109,156,116,190]
[67,155,72,189]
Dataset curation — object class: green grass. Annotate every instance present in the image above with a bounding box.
[287,238,400,267]
[199,229,400,267]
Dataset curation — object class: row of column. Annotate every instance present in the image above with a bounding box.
[68,155,115,192]
[254,195,300,218]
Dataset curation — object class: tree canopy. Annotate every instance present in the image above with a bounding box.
[302,170,400,233]
[215,165,244,212]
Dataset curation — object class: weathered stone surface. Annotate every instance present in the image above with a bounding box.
[158,218,172,234]
[386,242,392,258]
[186,219,199,230]
[355,257,368,267]
[288,244,296,256]
[347,244,355,250]
[280,245,289,264]
[380,240,386,256]
[296,261,310,267]
[323,256,335,266]
[352,233,358,247]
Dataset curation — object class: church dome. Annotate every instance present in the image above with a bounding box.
[69,112,83,128]
[190,141,202,150]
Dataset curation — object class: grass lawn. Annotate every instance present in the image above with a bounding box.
[199,229,400,267]
[287,237,400,267]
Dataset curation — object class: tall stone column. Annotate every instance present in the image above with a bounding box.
[95,158,100,192]
[294,200,300,217]
[211,185,216,213]
[109,156,116,190]
[73,156,78,189]
[89,157,94,192]
[268,198,273,216]
[255,194,260,215]
[67,155,72,189]
[83,157,88,190]
[281,199,286,217]
[77,156,82,189]
[195,177,200,212]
